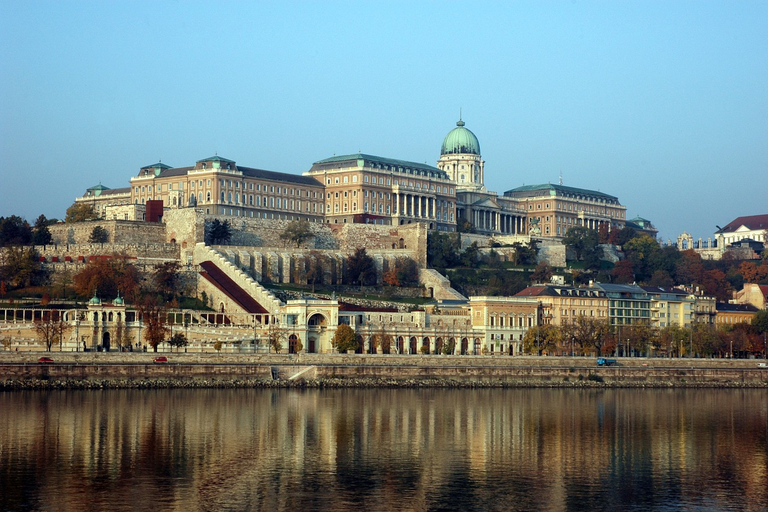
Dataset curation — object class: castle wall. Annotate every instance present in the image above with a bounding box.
[50,220,166,245]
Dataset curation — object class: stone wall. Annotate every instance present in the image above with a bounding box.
[24,243,180,263]
[537,241,566,267]
[50,220,166,245]
[165,209,205,263]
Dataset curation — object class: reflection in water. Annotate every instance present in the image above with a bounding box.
[0,389,766,512]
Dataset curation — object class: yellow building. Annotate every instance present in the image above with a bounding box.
[514,284,609,327]
[129,156,326,222]
[305,153,458,230]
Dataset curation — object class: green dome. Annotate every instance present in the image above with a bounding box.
[441,119,480,156]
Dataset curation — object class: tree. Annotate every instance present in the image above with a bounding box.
[280,219,314,248]
[522,324,561,355]
[511,241,538,266]
[139,296,169,352]
[0,216,32,246]
[207,219,232,245]
[562,227,600,262]
[267,323,288,353]
[34,311,68,351]
[572,317,613,356]
[427,232,461,269]
[383,257,419,287]
[65,203,97,223]
[0,246,46,289]
[332,323,358,353]
[73,254,141,302]
[530,262,553,284]
[752,310,768,336]
[32,215,53,246]
[305,251,326,292]
[612,260,635,284]
[346,247,376,288]
[88,226,109,243]
[152,261,180,301]
[168,332,189,352]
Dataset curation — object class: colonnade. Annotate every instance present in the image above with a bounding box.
[458,208,527,235]
[392,192,448,222]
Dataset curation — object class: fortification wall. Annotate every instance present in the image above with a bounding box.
[25,243,180,262]
[50,220,166,245]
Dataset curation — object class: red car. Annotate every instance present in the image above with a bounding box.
[153,356,168,364]
[38,357,54,364]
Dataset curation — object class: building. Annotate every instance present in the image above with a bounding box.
[716,214,768,246]
[715,303,759,326]
[592,283,651,326]
[640,286,694,329]
[731,283,768,310]
[75,184,132,219]
[514,284,609,326]
[129,156,326,222]
[625,216,659,240]
[305,154,457,230]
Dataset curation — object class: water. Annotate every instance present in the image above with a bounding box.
[1,389,766,512]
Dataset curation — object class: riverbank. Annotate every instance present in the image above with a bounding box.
[1,352,766,389]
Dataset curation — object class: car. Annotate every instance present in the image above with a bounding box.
[758,362,767,368]
[153,356,168,364]
[38,356,54,364]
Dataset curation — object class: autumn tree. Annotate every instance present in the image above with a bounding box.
[0,246,47,289]
[152,261,180,301]
[572,317,613,356]
[383,257,419,287]
[65,203,97,223]
[332,323,358,353]
[73,254,141,302]
[522,324,561,355]
[280,219,314,248]
[611,260,635,284]
[267,323,288,353]
[34,311,69,351]
[530,262,554,284]
[139,295,169,352]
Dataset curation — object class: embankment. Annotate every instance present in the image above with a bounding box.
[1,353,766,389]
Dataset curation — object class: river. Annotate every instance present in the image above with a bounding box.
[1,388,766,511]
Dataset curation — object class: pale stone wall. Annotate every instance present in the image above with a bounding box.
[25,243,180,263]
[50,220,166,245]
[537,242,566,267]
[165,209,205,263]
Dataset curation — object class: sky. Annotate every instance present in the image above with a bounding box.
[1,1,766,242]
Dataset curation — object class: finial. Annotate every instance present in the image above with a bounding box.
[559,171,563,186]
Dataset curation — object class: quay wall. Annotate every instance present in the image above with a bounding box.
[1,354,766,388]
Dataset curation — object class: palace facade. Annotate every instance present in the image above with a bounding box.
[75,117,626,240]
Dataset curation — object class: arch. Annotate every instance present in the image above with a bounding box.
[460,337,469,355]
[396,336,405,354]
[474,338,482,355]
[421,337,430,354]
[308,314,327,327]
[409,336,418,354]
[288,334,299,354]
[435,337,444,355]
[102,332,111,352]
[367,336,377,354]
[398,238,405,249]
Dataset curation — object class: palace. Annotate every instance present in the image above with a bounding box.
[75,117,626,240]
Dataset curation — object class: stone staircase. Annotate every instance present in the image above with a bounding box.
[194,243,283,313]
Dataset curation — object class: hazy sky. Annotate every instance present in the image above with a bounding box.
[1,1,766,241]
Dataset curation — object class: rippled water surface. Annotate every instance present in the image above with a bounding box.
[1,388,766,511]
